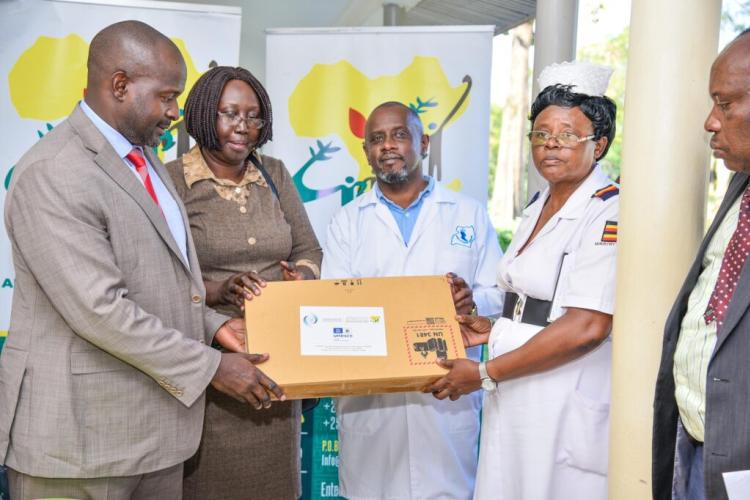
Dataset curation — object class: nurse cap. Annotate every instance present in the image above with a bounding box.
[537,60,613,97]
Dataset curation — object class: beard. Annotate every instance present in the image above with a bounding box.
[374,157,423,185]
[119,99,167,147]
[375,167,411,185]
[119,117,161,147]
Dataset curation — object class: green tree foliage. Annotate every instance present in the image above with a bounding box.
[496,228,513,252]
[578,28,629,182]
[487,104,503,197]
[723,1,750,33]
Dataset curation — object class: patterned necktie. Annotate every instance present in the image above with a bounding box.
[704,186,750,327]
[126,148,161,208]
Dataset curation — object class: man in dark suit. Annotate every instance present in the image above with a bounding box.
[1,21,283,499]
[653,28,750,500]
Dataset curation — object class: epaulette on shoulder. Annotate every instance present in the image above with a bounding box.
[524,191,541,209]
[591,184,619,201]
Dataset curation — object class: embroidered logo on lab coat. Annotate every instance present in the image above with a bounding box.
[451,225,476,247]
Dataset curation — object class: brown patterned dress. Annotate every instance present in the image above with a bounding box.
[166,145,322,500]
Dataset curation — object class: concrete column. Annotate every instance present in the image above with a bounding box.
[383,3,402,26]
[608,1,721,498]
[527,0,578,199]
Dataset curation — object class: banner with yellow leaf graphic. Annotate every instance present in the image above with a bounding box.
[0,1,238,493]
[0,1,239,496]
[266,26,493,499]
[0,0,239,357]
[265,26,494,242]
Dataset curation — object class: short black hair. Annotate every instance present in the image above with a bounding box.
[529,84,617,159]
[183,66,272,151]
[367,101,424,137]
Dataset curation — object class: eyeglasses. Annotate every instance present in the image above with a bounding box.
[527,130,595,148]
[217,110,267,129]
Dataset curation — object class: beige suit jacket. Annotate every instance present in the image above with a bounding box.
[0,106,227,478]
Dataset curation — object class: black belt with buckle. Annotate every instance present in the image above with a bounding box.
[501,291,552,327]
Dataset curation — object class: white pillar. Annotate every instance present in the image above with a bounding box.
[608,1,721,498]
[527,0,579,199]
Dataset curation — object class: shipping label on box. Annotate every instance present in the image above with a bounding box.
[299,306,387,356]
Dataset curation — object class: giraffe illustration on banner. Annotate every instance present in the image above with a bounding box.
[288,56,472,205]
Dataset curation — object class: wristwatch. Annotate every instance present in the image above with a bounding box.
[478,361,496,392]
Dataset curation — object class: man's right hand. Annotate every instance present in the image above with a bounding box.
[210,352,285,409]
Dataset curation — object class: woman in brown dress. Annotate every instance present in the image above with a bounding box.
[166,66,321,499]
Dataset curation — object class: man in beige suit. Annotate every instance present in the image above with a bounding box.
[0,21,283,499]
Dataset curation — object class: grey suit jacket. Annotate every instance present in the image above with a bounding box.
[0,106,228,478]
[653,172,750,500]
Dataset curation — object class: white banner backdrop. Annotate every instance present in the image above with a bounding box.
[265,26,494,243]
[0,0,241,338]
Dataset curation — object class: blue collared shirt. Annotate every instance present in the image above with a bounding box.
[79,100,188,266]
[374,176,435,246]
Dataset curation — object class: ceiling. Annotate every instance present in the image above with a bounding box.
[333,0,536,34]
[404,0,536,34]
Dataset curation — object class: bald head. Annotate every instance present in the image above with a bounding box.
[366,101,424,138]
[84,21,186,147]
[714,30,750,71]
[705,30,750,173]
[87,20,181,88]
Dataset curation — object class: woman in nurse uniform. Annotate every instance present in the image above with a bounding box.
[426,61,619,500]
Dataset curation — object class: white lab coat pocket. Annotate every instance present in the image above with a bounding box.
[556,389,610,476]
[443,247,476,285]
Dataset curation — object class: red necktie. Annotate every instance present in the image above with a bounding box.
[126,148,161,208]
[704,186,750,327]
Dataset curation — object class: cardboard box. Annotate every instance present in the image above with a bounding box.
[244,275,467,399]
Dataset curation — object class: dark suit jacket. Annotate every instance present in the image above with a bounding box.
[653,172,750,500]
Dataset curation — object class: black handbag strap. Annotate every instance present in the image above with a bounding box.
[248,153,279,199]
[301,398,320,413]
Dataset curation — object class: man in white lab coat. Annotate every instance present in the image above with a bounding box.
[322,101,504,499]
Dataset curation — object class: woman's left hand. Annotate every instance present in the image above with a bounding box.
[205,271,266,310]
[280,260,314,281]
[423,358,481,400]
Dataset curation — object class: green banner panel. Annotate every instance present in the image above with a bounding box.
[301,398,342,499]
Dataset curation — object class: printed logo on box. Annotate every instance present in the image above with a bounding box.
[403,319,459,366]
